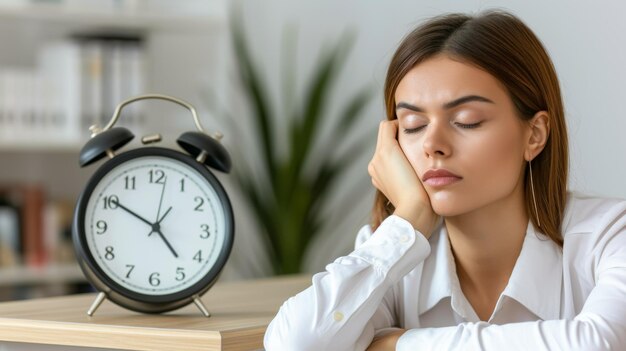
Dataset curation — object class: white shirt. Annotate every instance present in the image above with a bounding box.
[263,191,626,350]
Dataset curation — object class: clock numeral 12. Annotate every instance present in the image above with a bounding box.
[149,170,165,184]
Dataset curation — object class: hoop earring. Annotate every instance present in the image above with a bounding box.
[529,160,541,228]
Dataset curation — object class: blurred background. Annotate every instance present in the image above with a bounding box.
[0,0,624,301]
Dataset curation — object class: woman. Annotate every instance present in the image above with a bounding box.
[264,9,626,350]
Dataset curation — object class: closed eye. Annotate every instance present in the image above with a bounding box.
[457,122,482,129]
[403,126,425,134]
[403,122,482,134]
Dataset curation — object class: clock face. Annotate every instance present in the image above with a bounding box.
[82,153,229,297]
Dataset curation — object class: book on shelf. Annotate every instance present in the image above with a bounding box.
[72,32,147,134]
[0,31,147,147]
[0,195,20,267]
[0,185,89,301]
[0,184,75,269]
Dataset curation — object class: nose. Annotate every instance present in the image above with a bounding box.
[422,121,452,158]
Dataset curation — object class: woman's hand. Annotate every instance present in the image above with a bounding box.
[365,329,407,351]
[368,119,440,238]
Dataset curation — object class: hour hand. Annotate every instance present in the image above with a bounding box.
[111,199,153,227]
[148,206,172,237]
[158,206,172,224]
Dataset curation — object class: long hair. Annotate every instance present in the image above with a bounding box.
[372,10,568,247]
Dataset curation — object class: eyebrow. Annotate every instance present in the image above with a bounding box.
[396,95,495,113]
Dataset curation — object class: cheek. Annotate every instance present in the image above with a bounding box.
[398,136,422,174]
[468,132,523,177]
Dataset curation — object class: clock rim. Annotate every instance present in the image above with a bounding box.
[72,146,235,307]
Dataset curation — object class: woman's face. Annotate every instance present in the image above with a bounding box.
[395,55,529,217]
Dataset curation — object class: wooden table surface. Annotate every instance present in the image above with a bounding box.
[0,274,312,351]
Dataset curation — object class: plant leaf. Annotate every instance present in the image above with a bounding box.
[233,170,281,271]
[288,33,356,189]
[230,13,277,192]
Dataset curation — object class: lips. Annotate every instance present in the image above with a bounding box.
[422,169,463,188]
[422,169,462,182]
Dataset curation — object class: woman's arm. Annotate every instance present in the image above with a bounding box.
[263,215,431,351]
[394,201,626,350]
[365,329,407,351]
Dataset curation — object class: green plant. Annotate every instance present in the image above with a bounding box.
[207,15,374,275]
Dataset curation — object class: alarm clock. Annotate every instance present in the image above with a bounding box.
[72,94,234,317]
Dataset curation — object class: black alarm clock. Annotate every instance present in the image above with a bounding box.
[72,94,234,317]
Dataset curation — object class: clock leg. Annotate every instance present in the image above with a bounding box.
[193,295,211,317]
[87,292,107,316]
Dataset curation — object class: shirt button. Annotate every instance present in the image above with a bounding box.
[333,311,344,322]
[399,234,410,243]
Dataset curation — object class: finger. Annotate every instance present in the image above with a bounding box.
[380,119,399,149]
[392,118,399,136]
[376,120,386,152]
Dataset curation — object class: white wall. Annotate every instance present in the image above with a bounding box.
[220,0,626,275]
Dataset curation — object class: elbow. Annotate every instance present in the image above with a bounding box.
[264,328,327,351]
[264,322,299,351]
[264,307,329,351]
[576,315,626,350]
[264,335,321,351]
[597,325,626,350]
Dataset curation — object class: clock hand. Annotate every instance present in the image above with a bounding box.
[112,199,153,227]
[148,206,172,237]
[155,176,167,222]
[158,206,172,224]
[154,228,178,258]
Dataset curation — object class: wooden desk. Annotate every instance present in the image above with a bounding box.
[0,274,312,351]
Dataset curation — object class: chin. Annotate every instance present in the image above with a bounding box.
[428,192,468,217]
[430,201,461,217]
[433,207,463,218]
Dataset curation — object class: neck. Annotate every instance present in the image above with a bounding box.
[444,187,528,297]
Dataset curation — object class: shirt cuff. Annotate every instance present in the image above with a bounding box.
[347,215,431,283]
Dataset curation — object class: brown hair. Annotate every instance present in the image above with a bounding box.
[371,10,568,247]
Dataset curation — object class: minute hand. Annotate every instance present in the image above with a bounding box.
[112,200,153,227]
[154,229,178,258]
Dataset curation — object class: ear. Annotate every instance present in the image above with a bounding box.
[524,111,550,161]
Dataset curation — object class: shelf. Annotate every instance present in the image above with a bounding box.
[0,133,193,154]
[0,140,82,153]
[0,1,226,32]
[0,264,85,286]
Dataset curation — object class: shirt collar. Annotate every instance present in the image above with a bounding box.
[500,220,563,320]
[418,220,563,321]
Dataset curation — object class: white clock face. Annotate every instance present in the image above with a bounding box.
[84,155,227,296]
